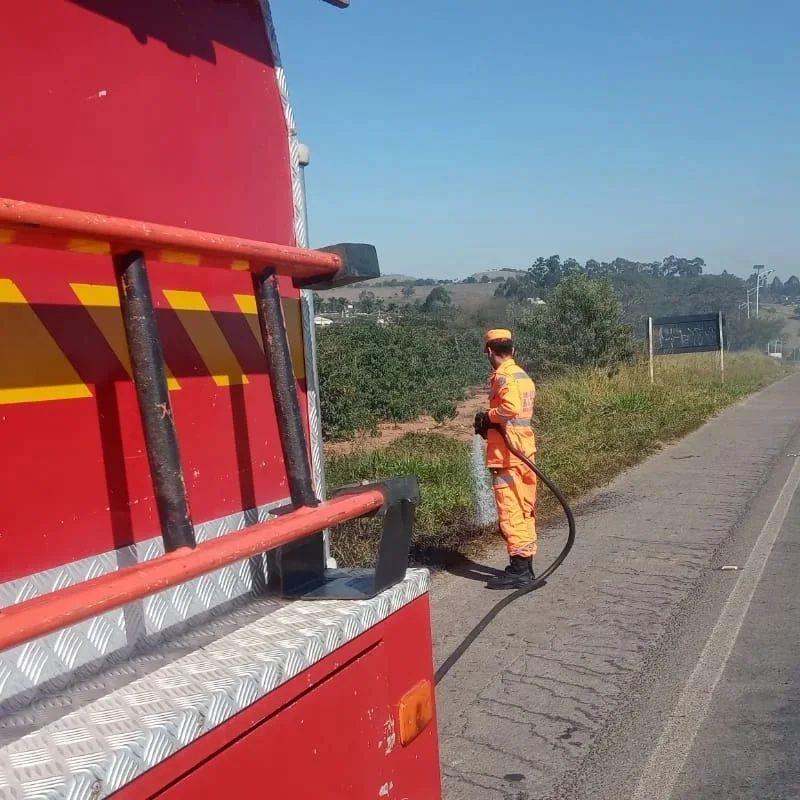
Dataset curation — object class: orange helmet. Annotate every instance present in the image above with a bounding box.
[484,328,513,344]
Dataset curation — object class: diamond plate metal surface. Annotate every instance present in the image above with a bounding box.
[0,570,430,800]
[0,499,289,711]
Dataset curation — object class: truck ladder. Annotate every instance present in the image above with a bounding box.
[0,197,418,654]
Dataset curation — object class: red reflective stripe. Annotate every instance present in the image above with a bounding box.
[0,489,385,654]
[0,197,341,279]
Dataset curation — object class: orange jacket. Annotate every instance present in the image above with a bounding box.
[486,358,536,469]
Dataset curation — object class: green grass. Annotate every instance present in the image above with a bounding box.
[326,352,790,566]
[325,434,483,565]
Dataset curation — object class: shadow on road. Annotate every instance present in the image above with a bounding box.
[412,546,505,582]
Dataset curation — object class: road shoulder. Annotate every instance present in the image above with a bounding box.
[432,372,800,800]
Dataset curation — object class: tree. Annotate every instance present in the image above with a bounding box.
[356,290,378,313]
[785,275,800,296]
[495,276,519,297]
[315,294,350,314]
[528,255,566,292]
[401,285,415,297]
[463,276,477,284]
[421,286,452,312]
[493,253,709,299]
[480,275,490,283]
[513,276,634,372]
[770,276,784,296]
[584,259,603,277]
[726,315,785,350]
[494,255,565,299]
[662,255,704,278]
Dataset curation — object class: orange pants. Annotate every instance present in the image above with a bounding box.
[491,464,537,557]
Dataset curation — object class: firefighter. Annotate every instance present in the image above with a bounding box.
[474,329,537,589]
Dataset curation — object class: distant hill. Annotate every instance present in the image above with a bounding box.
[316,267,525,310]
[466,268,524,281]
[360,273,417,286]
[360,268,525,286]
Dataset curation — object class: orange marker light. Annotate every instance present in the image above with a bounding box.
[397,680,434,746]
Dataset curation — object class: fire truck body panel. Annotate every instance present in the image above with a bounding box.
[0,2,441,797]
[0,0,301,582]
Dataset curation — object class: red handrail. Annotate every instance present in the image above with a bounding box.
[0,489,385,654]
[0,197,341,279]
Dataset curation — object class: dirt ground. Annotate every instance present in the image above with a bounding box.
[319,279,504,311]
[325,387,488,455]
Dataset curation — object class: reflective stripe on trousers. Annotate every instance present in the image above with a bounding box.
[490,464,537,557]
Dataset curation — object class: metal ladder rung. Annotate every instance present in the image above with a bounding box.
[114,252,319,561]
[114,251,196,552]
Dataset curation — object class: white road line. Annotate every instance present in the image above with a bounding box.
[632,456,800,800]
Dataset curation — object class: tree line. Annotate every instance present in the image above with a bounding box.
[495,254,799,300]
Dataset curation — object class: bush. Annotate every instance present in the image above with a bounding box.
[421,286,452,311]
[316,322,486,439]
[726,315,786,350]
[512,275,635,374]
[317,277,636,439]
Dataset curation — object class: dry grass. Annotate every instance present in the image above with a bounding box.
[326,352,790,566]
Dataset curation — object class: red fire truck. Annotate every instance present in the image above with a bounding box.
[0,2,441,797]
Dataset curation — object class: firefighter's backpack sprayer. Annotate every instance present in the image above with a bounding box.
[434,413,576,684]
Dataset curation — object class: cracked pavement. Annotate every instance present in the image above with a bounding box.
[431,371,800,800]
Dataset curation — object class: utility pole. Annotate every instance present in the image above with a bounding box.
[754,264,764,318]
[745,286,757,319]
[751,265,774,319]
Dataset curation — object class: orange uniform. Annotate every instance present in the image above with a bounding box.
[486,358,537,558]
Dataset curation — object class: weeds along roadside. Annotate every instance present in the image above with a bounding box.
[324,352,790,567]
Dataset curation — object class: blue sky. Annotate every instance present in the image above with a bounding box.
[269,1,799,281]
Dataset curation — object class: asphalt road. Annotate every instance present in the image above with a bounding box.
[432,371,800,800]
[670,481,800,800]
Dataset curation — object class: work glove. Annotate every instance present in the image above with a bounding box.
[474,411,491,439]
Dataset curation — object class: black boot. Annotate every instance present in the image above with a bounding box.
[486,556,535,590]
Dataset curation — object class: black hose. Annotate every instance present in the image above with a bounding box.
[434,432,576,685]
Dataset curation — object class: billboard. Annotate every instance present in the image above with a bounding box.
[651,313,723,355]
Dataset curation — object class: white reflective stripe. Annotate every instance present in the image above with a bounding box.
[506,418,532,427]
[492,472,515,487]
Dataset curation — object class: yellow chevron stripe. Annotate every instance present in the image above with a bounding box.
[0,279,92,405]
[160,250,201,267]
[71,283,180,390]
[233,293,306,379]
[163,289,248,386]
[67,239,111,255]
